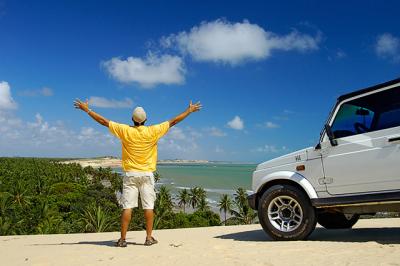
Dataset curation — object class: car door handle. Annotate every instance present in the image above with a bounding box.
[388,136,400,143]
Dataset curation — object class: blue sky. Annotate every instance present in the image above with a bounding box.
[0,0,399,162]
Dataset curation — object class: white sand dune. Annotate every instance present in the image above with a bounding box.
[1,218,400,266]
[61,157,122,168]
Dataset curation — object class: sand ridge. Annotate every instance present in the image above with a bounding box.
[1,218,400,266]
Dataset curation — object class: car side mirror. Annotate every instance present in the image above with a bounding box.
[324,124,338,146]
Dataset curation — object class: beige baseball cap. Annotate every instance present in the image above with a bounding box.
[132,107,147,123]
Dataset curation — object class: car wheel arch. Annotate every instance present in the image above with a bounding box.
[255,173,318,209]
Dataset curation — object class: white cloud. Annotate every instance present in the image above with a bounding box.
[103,53,185,88]
[272,109,295,121]
[265,121,280,129]
[328,49,346,61]
[158,138,197,153]
[215,145,224,153]
[168,127,186,140]
[0,111,118,157]
[0,81,17,110]
[162,19,321,65]
[189,129,202,138]
[283,109,294,114]
[0,111,22,136]
[205,126,226,137]
[268,30,321,52]
[89,96,133,108]
[157,126,202,158]
[227,116,244,130]
[0,94,204,158]
[42,87,53,96]
[375,33,400,62]
[335,50,346,59]
[19,87,53,97]
[25,113,114,147]
[158,137,197,155]
[252,144,287,153]
[0,95,205,158]
[272,115,289,121]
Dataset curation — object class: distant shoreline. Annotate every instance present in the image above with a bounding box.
[61,157,255,169]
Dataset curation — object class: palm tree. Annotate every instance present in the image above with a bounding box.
[156,186,174,210]
[231,187,257,224]
[32,159,50,195]
[177,189,190,213]
[189,187,207,209]
[36,217,62,234]
[10,181,31,207]
[0,216,14,235]
[154,186,173,229]
[189,187,200,209]
[234,187,248,206]
[81,204,115,232]
[197,197,210,212]
[0,192,13,217]
[218,194,232,225]
[197,187,207,201]
[83,165,95,175]
[153,171,161,183]
[35,200,63,234]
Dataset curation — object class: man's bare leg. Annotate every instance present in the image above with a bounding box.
[120,208,132,240]
[144,209,154,239]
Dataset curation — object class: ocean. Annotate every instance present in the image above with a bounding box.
[114,163,256,208]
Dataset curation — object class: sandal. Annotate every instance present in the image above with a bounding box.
[144,237,158,246]
[115,238,127,247]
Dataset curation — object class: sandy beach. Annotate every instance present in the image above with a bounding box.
[61,157,122,168]
[1,218,399,266]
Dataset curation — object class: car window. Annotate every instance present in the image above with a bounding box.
[330,85,400,139]
[331,104,374,138]
[376,108,400,130]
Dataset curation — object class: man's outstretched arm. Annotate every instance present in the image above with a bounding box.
[169,101,202,127]
[74,99,110,127]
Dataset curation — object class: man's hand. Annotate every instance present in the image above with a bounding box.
[169,100,202,127]
[187,101,202,113]
[74,98,90,113]
[73,98,109,127]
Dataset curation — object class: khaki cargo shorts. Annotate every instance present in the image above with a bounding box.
[121,172,156,209]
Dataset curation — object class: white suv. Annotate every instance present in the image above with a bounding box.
[248,78,400,240]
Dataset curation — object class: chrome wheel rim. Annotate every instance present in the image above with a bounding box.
[267,195,303,232]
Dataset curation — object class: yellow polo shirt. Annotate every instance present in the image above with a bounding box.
[109,121,170,172]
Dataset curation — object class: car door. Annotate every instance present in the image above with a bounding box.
[320,85,400,195]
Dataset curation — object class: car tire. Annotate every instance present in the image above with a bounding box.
[258,184,317,241]
[317,212,360,229]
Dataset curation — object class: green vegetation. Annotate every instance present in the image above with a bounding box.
[177,188,190,213]
[229,187,257,225]
[0,157,257,236]
[218,194,232,225]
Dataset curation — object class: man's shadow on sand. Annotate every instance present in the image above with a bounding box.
[215,227,400,245]
[31,240,144,247]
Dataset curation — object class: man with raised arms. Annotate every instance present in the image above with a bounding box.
[74,99,202,247]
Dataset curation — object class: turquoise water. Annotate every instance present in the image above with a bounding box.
[114,163,256,206]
